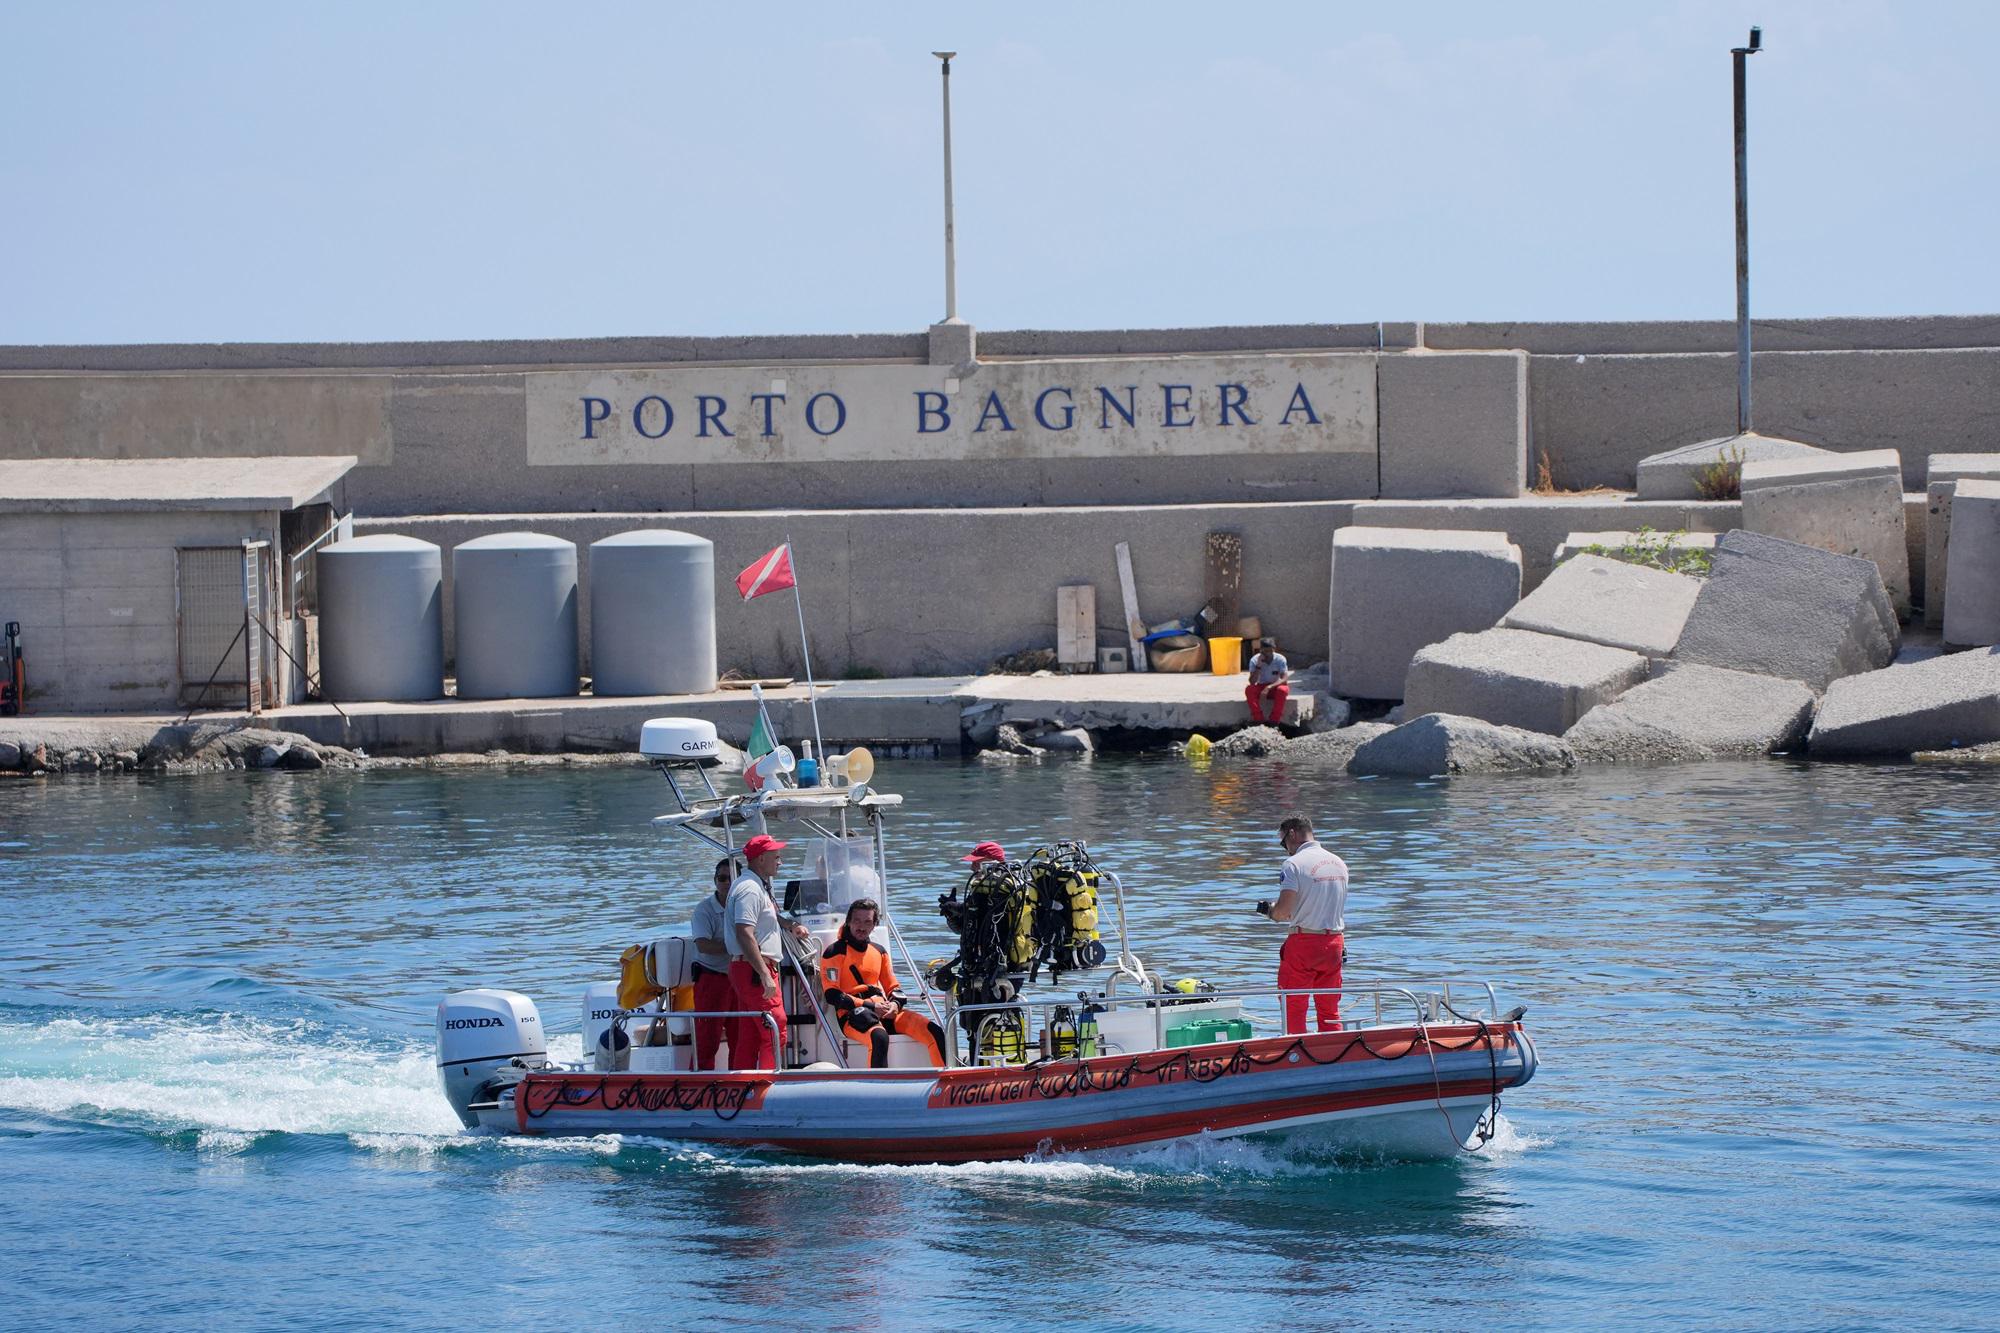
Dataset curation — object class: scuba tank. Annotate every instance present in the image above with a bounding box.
[1024,842,1110,981]
[935,857,1039,1039]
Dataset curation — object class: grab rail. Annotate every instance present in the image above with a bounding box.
[948,983,1447,1067]
[606,1008,782,1071]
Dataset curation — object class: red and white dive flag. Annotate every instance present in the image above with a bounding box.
[735,543,796,601]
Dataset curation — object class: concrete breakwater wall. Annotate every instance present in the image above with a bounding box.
[3,315,1995,512]
[357,497,1744,680]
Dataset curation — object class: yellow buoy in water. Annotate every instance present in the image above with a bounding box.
[1184,734,1212,759]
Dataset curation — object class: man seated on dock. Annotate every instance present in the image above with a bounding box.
[821,898,946,1068]
[1245,638,1290,724]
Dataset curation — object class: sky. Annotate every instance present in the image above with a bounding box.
[2,1,1995,345]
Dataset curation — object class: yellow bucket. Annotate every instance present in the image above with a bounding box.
[1208,636,1244,675]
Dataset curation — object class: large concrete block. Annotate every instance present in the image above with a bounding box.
[1739,449,1910,615]
[1635,431,1831,501]
[1347,712,1577,776]
[1553,530,1719,568]
[1349,497,1737,592]
[1377,351,1527,499]
[1563,662,1817,761]
[1807,647,2000,757]
[1925,455,2000,630]
[1672,530,1898,692]
[1942,479,2000,647]
[1502,553,1702,658]
[1404,626,1648,736]
[1328,527,1521,699]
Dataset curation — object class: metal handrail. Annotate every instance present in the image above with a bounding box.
[949,984,1494,1067]
[606,1008,783,1070]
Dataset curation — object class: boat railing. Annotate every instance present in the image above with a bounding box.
[605,1007,783,1069]
[947,981,1504,1068]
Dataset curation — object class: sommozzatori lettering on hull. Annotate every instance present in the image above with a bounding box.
[522,354,1376,465]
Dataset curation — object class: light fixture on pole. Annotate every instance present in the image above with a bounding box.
[1731,26,1763,435]
[933,51,958,323]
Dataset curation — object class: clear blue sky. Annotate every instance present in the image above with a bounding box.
[2,1,1994,344]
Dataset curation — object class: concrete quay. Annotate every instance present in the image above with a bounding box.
[1,672,1312,765]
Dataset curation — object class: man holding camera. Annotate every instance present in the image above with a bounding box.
[1256,815,1348,1034]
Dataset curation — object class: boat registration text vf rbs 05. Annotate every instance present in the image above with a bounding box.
[435,717,1538,1163]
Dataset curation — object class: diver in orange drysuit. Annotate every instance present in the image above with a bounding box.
[821,898,946,1068]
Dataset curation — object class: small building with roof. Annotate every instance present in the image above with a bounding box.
[0,455,355,713]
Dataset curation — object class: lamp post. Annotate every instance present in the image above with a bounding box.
[933,51,958,323]
[1732,26,1763,435]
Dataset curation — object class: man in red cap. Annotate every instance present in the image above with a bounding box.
[726,833,811,1071]
[962,841,1007,865]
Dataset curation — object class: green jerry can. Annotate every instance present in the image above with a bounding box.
[1165,1017,1254,1048]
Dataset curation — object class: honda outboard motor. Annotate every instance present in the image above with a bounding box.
[436,989,546,1128]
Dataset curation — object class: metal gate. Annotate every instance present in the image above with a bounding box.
[177,543,277,710]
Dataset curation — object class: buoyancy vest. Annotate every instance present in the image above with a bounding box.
[617,941,666,1011]
[821,932,901,1009]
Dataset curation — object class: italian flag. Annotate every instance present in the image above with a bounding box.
[744,706,776,792]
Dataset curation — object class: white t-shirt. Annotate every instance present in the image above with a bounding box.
[1248,651,1290,686]
[689,893,730,972]
[1279,839,1348,932]
[726,873,780,959]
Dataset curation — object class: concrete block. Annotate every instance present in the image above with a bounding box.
[1942,480,2000,647]
[1328,527,1521,699]
[1739,448,1910,614]
[1347,712,1577,776]
[1807,647,2000,757]
[1672,530,1898,692]
[1563,662,1817,761]
[1635,431,1831,501]
[1925,455,2000,630]
[1502,553,1702,658]
[1377,351,1527,499]
[1404,626,1648,736]
[1553,530,1719,568]
[1350,497,1737,592]
[927,321,976,367]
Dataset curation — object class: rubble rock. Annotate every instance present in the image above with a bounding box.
[1329,527,1522,699]
[1635,431,1830,501]
[279,745,326,771]
[0,742,18,769]
[992,723,1043,757]
[1671,530,1899,691]
[1211,725,1286,758]
[1036,726,1096,754]
[1563,663,1817,761]
[1304,694,1353,733]
[1503,553,1703,659]
[1348,713,1577,777]
[1273,722,1395,767]
[1565,717,1714,765]
[1740,449,1911,615]
[1806,647,2000,758]
[252,743,289,769]
[1404,627,1649,737]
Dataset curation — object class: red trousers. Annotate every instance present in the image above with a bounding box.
[728,958,787,1071]
[692,966,734,1071]
[1246,681,1289,723]
[1279,932,1343,1034]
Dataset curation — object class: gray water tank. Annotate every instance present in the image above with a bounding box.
[589,529,718,696]
[317,535,445,702]
[453,532,579,700]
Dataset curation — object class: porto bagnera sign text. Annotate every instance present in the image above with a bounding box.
[524,354,1374,465]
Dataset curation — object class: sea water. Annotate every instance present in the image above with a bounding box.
[2,757,1996,1329]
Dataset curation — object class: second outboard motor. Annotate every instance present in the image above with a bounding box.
[436,989,546,1128]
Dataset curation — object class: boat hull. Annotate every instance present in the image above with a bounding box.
[487,1022,1536,1164]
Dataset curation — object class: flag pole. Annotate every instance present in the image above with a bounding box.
[785,537,826,761]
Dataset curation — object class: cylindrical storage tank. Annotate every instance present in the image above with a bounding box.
[317,535,445,702]
[453,532,579,700]
[589,529,718,696]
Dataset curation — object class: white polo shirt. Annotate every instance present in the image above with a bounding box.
[1279,839,1348,933]
[725,872,781,960]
